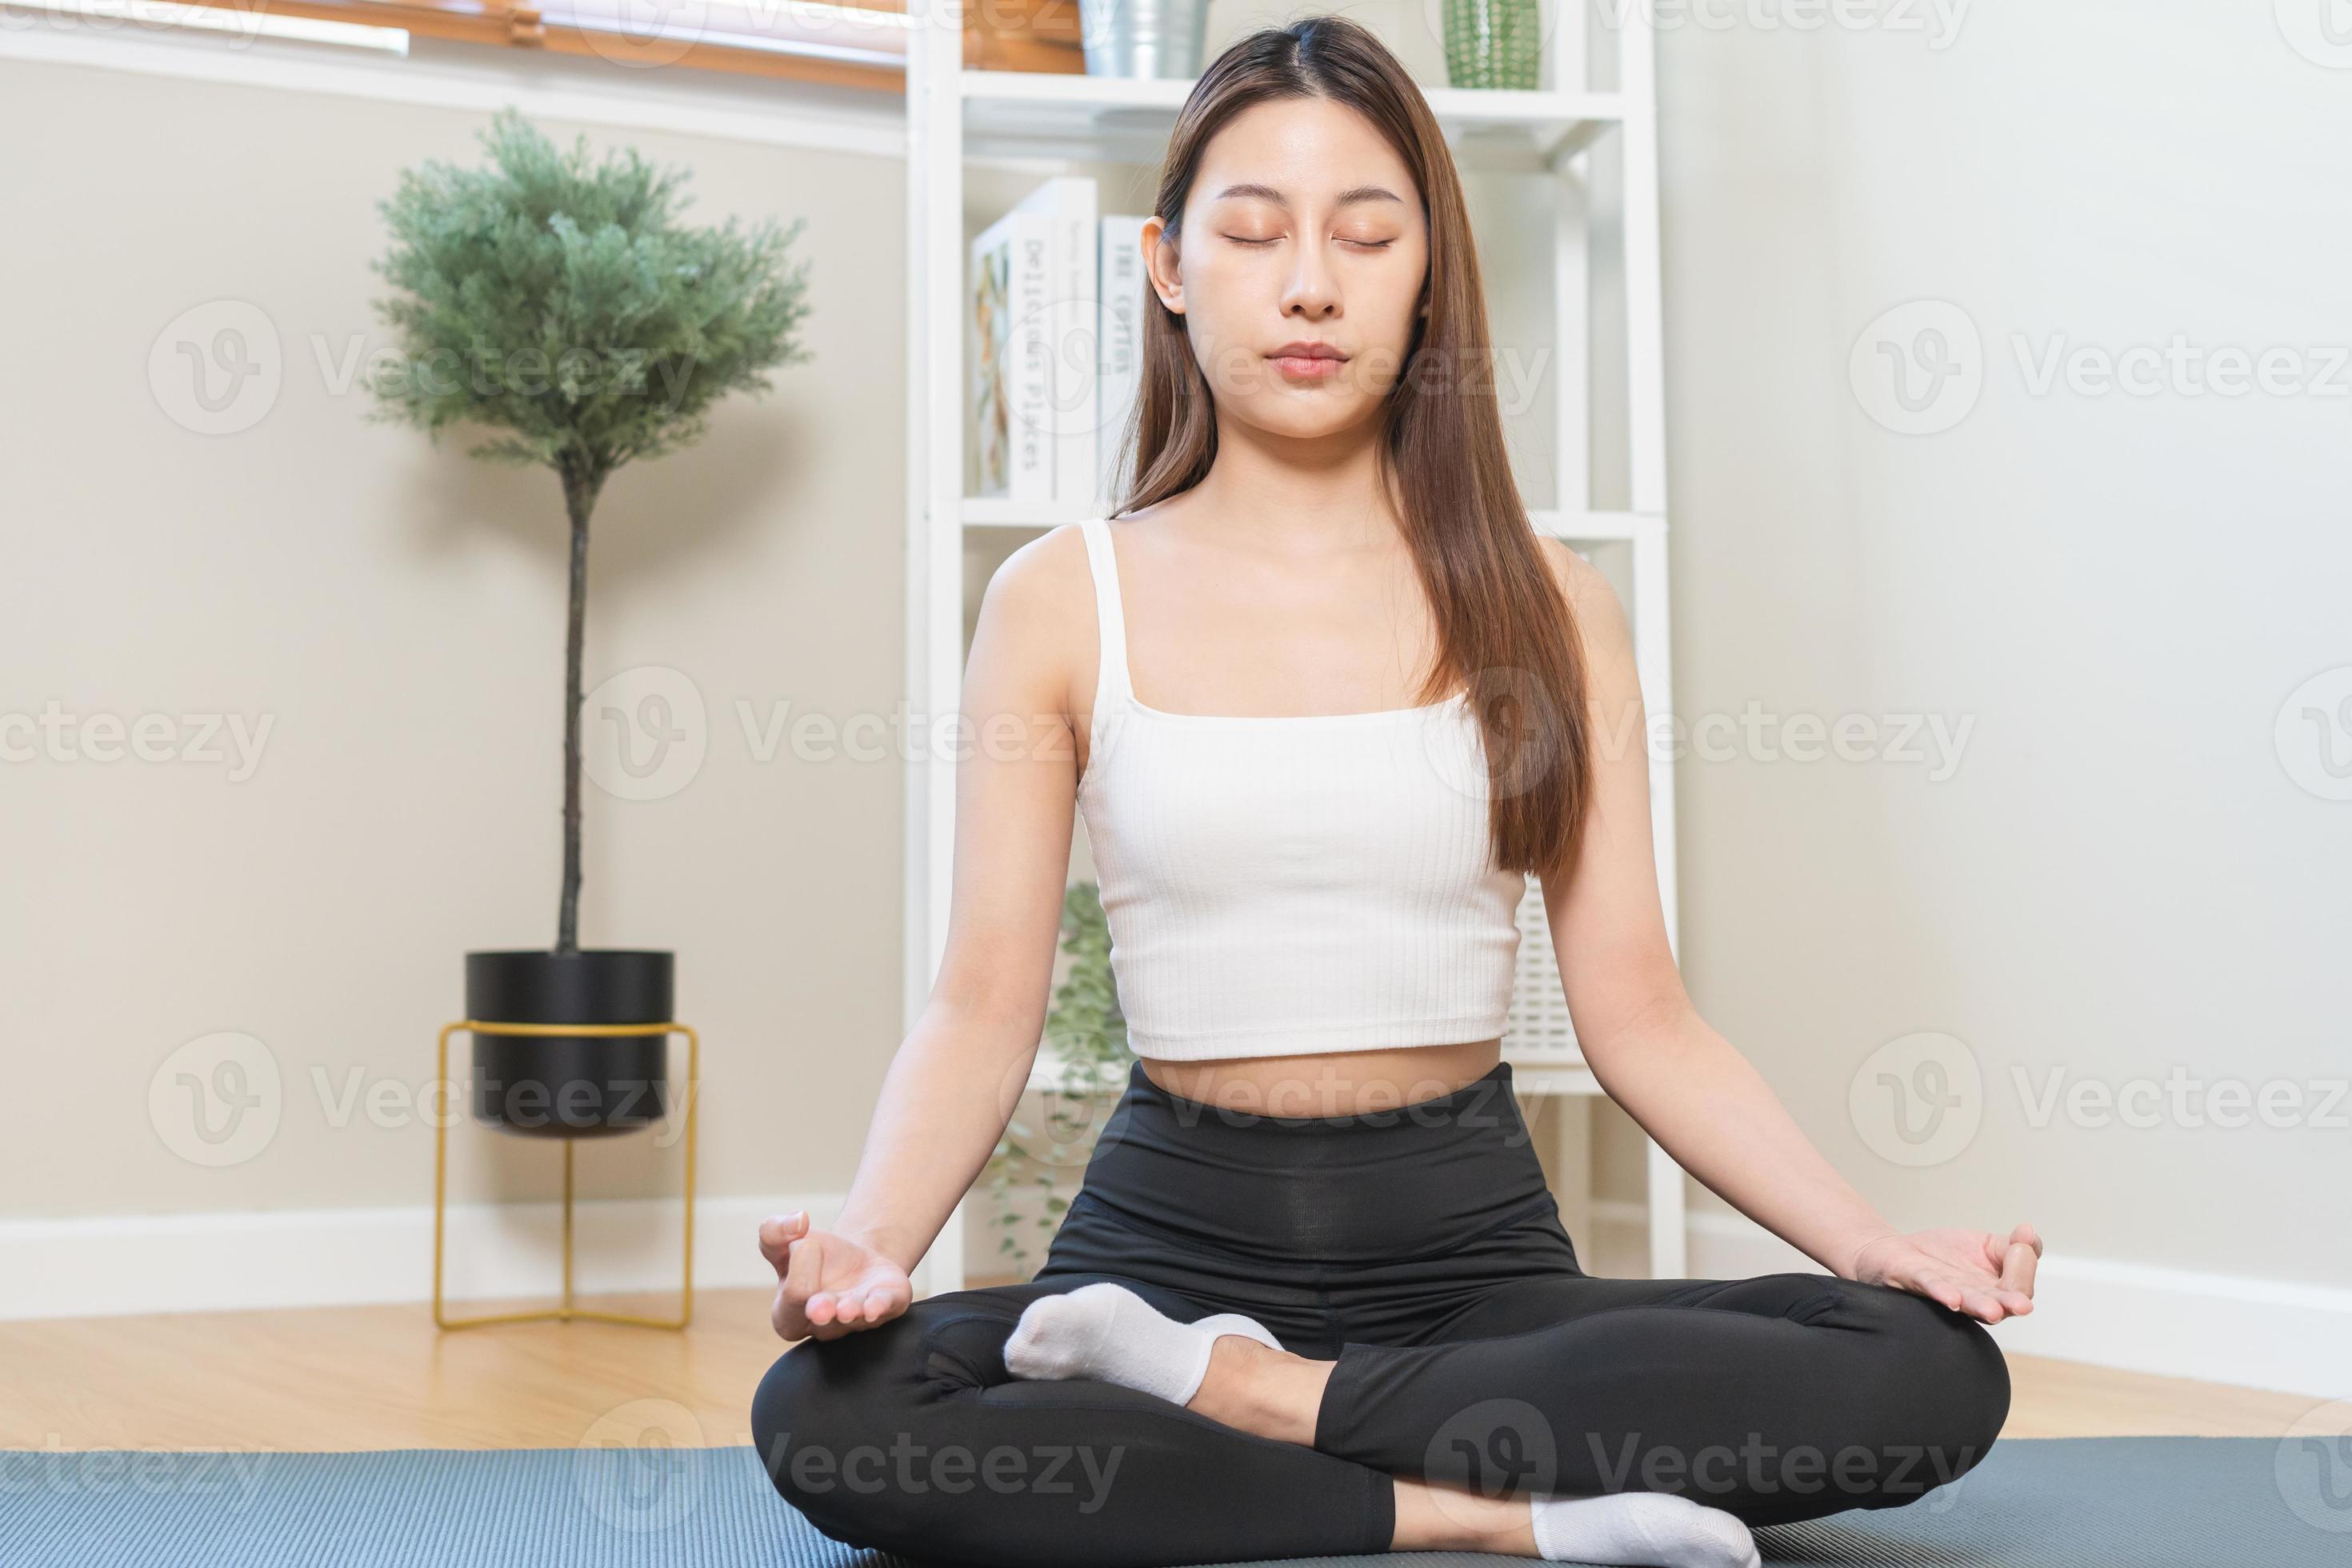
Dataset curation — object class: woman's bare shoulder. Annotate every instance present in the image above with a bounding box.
[987,519,1094,603]
[983,504,1181,640]
[1532,532,1608,607]
[1532,534,1634,675]
[973,522,1107,728]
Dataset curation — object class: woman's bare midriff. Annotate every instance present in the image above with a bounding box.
[1139,1037,1504,1117]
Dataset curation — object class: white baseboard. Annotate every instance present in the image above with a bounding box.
[1593,1200,2352,1402]
[0,1192,846,1322]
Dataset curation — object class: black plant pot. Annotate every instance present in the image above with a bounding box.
[466,949,674,1139]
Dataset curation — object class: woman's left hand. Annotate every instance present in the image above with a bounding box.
[1843,1222,2041,1323]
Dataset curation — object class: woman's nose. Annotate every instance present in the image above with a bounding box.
[1282,242,1340,318]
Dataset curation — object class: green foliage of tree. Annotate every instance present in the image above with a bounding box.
[366,107,813,953]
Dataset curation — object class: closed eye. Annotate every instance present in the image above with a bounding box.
[1225,236,1396,250]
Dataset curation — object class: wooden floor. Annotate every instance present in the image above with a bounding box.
[0,1285,2316,1452]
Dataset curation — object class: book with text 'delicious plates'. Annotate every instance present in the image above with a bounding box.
[1010,177,1099,515]
[970,205,1053,503]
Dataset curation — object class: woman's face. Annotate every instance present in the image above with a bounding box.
[1144,95,1430,442]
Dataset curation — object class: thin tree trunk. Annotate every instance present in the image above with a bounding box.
[556,460,602,956]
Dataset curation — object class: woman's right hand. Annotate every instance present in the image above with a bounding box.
[760,1211,914,1342]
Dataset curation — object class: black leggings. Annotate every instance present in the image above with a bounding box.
[752,1059,2012,1568]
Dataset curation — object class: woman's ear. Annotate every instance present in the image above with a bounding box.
[1143,217,1183,314]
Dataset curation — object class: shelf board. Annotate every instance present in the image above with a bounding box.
[1537,510,1649,542]
[959,495,1102,532]
[959,70,1625,170]
[959,498,1652,544]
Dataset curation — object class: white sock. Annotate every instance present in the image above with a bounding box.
[1528,1490,1760,1568]
[1002,1281,1282,1406]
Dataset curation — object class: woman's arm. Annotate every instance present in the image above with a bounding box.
[1533,542,2039,1323]
[764,531,1091,1336]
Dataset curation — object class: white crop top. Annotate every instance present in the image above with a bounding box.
[1071,516,1526,1062]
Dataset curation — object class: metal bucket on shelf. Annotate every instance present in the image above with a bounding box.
[1078,0,1212,79]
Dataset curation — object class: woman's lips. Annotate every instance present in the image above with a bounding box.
[1269,353,1346,381]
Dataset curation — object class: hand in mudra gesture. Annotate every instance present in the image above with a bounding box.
[761,1211,913,1342]
[1846,1221,2042,1325]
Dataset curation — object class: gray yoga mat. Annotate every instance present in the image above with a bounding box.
[2,1437,2343,1566]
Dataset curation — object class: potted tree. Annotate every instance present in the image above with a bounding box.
[368,107,812,1138]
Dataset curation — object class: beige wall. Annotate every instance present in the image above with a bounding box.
[0,56,907,1219]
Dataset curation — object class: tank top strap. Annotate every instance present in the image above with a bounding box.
[1077,516,1134,708]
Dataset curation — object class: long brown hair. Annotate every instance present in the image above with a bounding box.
[1110,14,1594,882]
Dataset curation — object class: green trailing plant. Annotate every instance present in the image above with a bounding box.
[982,881,1130,1278]
[365,106,814,954]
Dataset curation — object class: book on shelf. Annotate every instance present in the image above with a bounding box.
[1010,176,1098,514]
[1097,212,1150,511]
[970,178,1157,518]
[969,204,1053,503]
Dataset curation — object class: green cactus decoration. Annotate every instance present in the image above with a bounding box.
[1444,0,1542,90]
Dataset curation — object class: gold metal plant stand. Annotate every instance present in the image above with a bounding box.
[431,1019,699,1331]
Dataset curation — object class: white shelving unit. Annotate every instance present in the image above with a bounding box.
[903,9,1683,1298]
